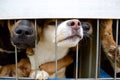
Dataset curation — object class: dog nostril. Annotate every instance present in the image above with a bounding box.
[15,29,33,36]
[67,21,75,26]
[25,31,32,35]
[70,21,75,26]
[25,31,29,35]
[78,22,80,26]
[16,30,22,34]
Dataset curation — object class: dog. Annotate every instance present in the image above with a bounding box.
[8,19,83,79]
[0,19,92,78]
[100,19,120,73]
[40,20,93,78]
[2,19,73,78]
[0,20,30,77]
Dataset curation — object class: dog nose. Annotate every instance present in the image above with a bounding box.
[81,22,92,35]
[67,19,81,30]
[15,26,33,36]
[82,22,90,31]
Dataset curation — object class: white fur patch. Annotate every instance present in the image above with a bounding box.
[29,70,49,79]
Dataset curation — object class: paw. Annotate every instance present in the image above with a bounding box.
[29,70,49,80]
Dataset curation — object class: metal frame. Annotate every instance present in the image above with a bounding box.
[0,0,120,80]
[0,0,120,19]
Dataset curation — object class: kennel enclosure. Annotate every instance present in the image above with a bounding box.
[0,0,120,80]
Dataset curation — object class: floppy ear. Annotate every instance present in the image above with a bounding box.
[8,20,14,26]
[7,20,14,30]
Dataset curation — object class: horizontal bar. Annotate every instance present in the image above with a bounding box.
[0,0,120,19]
[1,77,120,80]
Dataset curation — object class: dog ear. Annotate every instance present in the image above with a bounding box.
[7,20,16,31]
[7,20,15,38]
[8,20,15,27]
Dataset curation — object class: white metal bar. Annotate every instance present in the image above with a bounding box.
[98,33,102,78]
[95,19,100,79]
[34,19,38,80]
[55,19,58,78]
[14,20,18,80]
[15,45,18,80]
[75,44,79,79]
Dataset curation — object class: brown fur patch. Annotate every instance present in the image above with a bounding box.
[100,19,117,59]
[7,19,93,78]
[0,58,31,77]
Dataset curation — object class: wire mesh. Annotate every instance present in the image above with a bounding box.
[0,19,120,80]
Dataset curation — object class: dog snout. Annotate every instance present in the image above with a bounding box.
[81,22,92,36]
[82,22,90,32]
[67,19,81,30]
[14,26,33,36]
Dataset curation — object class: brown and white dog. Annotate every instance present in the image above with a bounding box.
[8,19,83,79]
[0,21,30,77]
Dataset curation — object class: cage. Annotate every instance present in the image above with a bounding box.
[0,0,120,80]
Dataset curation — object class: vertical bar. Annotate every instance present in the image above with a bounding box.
[55,19,58,78]
[15,45,18,80]
[114,19,119,79]
[14,20,18,80]
[98,32,102,78]
[88,38,93,78]
[95,19,100,79]
[34,19,38,80]
[75,44,79,80]
[79,47,82,77]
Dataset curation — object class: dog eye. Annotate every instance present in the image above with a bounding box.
[48,21,55,25]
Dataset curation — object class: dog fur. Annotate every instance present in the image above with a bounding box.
[100,19,120,73]
[0,19,73,78]
[28,19,83,79]
[0,21,30,77]
[0,19,93,78]
[0,58,30,77]
[8,19,83,79]
[7,19,93,79]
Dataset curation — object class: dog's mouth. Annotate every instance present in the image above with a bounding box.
[12,41,35,49]
[58,35,82,43]
[13,42,35,49]
[11,35,35,49]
